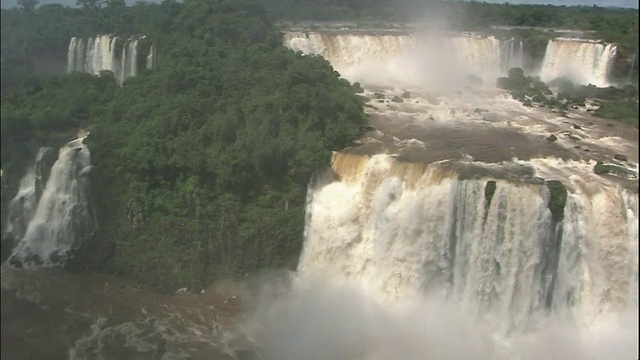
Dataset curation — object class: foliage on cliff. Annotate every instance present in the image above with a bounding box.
[497,67,638,128]
[1,0,366,292]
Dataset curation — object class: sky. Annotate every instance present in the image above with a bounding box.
[1,0,638,9]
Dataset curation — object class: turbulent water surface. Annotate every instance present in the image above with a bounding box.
[3,27,639,360]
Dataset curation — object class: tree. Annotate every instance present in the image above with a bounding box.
[76,0,103,10]
[18,0,38,12]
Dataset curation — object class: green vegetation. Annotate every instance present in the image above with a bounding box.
[498,68,638,127]
[1,0,366,292]
[265,1,638,81]
[594,161,635,177]
[545,180,567,223]
[484,180,497,211]
[496,67,552,104]
[593,100,639,127]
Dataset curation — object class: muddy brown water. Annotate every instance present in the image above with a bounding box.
[1,266,256,360]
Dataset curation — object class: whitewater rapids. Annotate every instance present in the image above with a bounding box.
[228,27,640,360]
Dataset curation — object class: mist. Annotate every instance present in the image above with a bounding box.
[242,274,638,360]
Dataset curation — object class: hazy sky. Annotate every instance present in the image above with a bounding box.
[1,0,638,9]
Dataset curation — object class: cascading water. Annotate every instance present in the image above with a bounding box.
[243,153,631,360]
[300,154,638,331]
[539,38,617,87]
[283,31,524,87]
[146,43,156,71]
[500,38,524,74]
[284,31,621,88]
[7,136,96,267]
[67,35,155,85]
[3,148,51,246]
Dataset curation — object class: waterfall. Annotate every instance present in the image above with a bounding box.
[300,153,638,334]
[7,136,96,267]
[146,39,156,70]
[67,35,155,85]
[629,50,637,84]
[3,148,51,246]
[539,39,617,87]
[283,31,524,87]
[500,38,524,74]
[284,31,622,88]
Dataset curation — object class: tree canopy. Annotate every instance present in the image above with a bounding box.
[1,0,367,292]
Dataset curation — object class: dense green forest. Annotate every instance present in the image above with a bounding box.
[1,0,366,291]
[0,0,637,291]
[264,0,638,46]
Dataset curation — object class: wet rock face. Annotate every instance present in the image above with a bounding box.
[614,154,629,162]
[608,47,636,84]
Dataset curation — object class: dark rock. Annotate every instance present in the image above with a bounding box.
[352,82,364,93]
[391,95,404,103]
[532,94,546,103]
[563,132,580,141]
[546,134,558,142]
[401,91,411,99]
[572,124,582,130]
[614,154,628,162]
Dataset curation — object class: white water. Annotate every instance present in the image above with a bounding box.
[284,32,618,87]
[301,154,637,324]
[539,39,617,87]
[268,29,638,359]
[253,154,636,359]
[67,35,155,85]
[284,31,524,87]
[4,148,51,244]
[8,136,96,266]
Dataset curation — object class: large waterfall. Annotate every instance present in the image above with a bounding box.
[246,153,634,359]
[67,34,155,85]
[272,29,638,359]
[6,136,95,267]
[539,39,617,88]
[284,31,524,87]
[301,154,638,331]
[284,31,619,87]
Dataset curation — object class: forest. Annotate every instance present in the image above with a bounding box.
[2,0,366,291]
[0,0,638,292]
